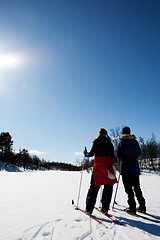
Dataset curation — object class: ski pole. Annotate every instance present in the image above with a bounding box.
[76,147,87,208]
[112,172,120,210]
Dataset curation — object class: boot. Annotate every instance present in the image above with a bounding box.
[137,206,146,213]
[124,208,136,214]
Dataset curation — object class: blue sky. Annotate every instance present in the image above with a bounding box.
[0,0,160,164]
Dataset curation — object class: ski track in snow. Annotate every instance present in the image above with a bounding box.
[31,222,49,239]
[77,219,94,240]
[18,219,63,240]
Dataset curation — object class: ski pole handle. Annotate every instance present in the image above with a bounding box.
[83,147,87,156]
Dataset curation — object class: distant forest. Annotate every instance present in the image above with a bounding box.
[0,132,80,171]
[0,129,160,172]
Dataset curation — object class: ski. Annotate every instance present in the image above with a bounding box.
[137,210,160,221]
[114,208,159,223]
[115,203,160,221]
[94,207,124,225]
[72,200,108,229]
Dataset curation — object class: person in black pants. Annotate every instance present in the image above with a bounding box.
[117,126,146,214]
[83,128,117,215]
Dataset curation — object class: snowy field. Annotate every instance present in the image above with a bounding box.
[0,169,160,240]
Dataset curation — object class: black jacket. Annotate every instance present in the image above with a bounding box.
[117,134,141,175]
[86,136,114,159]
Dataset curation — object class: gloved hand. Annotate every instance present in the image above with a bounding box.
[83,147,87,156]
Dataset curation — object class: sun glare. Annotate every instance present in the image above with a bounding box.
[0,54,23,69]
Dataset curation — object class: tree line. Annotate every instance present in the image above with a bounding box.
[0,132,80,171]
[1,130,160,172]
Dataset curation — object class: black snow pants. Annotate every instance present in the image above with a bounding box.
[86,172,113,214]
[122,174,146,212]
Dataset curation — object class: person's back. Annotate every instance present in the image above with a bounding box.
[118,134,141,175]
[117,126,146,214]
[89,135,114,158]
[84,128,117,215]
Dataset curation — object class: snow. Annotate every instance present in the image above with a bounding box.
[0,169,160,240]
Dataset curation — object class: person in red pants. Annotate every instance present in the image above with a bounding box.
[83,128,117,215]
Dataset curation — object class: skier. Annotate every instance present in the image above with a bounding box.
[83,128,117,215]
[117,126,146,214]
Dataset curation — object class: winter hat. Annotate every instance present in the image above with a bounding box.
[99,128,108,136]
[122,126,131,135]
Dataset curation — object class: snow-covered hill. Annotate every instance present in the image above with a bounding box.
[0,170,159,240]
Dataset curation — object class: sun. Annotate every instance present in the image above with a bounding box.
[0,54,23,69]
